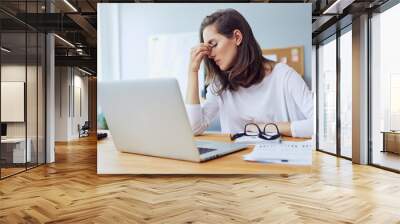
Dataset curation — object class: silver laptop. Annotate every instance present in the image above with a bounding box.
[99,78,248,162]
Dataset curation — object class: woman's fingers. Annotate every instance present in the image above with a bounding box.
[193,51,208,63]
[189,43,212,73]
[191,46,210,57]
[191,45,208,52]
[194,48,209,59]
[191,47,210,63]
[192,43,212,53]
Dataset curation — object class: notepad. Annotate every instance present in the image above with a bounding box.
[243,141,313,165]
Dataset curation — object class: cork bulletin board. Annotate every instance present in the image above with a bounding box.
[262,46,304,77]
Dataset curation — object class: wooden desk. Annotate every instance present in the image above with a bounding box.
[381,131,400,154]
[97,133,313,175]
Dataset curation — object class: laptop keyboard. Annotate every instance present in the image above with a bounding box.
[198,147,217,155]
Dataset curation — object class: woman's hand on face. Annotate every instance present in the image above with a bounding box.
[189,43,211,74]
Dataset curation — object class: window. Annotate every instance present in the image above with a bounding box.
[371,3,400,171]
[317,36,337,154]
[0,1,47,179]
[339,28,352,158]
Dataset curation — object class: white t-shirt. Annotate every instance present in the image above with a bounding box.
[185,63,314,138]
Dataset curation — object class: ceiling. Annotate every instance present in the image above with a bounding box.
[0,0,392,75]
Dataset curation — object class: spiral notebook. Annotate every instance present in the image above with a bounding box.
[243,141,313,165]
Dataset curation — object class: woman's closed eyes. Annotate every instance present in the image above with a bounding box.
[209,41,217,48]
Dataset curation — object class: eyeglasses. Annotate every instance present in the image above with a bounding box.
[230,123,281,141]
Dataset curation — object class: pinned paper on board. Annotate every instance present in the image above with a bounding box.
[291,48,299,62]
[262,46,304,76]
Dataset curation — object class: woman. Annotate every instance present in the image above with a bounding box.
[186,8,313,138]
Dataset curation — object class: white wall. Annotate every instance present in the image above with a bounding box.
[98,3,312,87]
[1,65,40,137]
[72,74,89,138]
[54,67,89,141]
[1,64,46,163]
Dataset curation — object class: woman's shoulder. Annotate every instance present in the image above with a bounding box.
[272,62,296,74]
[276,64,311,97]
[270,63,300,81]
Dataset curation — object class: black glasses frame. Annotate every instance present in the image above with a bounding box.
[230,123,281,141]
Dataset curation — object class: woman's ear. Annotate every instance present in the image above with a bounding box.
[233,29,243,46]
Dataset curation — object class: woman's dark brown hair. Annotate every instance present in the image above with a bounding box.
[200,8,273,95]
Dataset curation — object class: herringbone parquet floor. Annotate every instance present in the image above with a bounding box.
[1,136,400,223]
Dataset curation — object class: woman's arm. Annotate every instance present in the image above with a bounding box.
[275,122,292,137]
[186,84,219,135]
[185,43,219,135]
[186,43,210,105]
[186,71,200,105]
[286,69,314,138]
[254,122,292,137]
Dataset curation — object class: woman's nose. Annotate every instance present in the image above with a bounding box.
[208,49,216,59]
